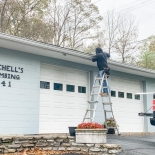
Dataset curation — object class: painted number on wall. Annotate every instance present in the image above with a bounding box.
[1,81,11,87]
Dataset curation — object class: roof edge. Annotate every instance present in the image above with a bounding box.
[0,32,155,75]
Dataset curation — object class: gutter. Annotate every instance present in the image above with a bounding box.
[0,33,155,75]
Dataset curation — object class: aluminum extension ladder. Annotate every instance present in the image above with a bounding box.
[83,71,120,135]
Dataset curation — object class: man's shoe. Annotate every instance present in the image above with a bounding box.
[100,93,108,96]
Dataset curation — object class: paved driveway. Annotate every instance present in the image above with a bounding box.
[107,134,155,155]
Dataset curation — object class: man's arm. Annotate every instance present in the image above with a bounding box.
[92,55,98,62]
[106,53,110,58]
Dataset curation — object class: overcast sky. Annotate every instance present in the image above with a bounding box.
[92,0,155,41]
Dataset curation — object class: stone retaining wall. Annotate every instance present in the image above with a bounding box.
[0,135,122,155]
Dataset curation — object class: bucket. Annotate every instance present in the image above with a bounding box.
[107,128,115,134]
[68,127,77,136]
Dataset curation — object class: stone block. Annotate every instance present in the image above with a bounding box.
[100,148,108,152]
[55,139,63,143]
[2,137,13,143]
[56,136,67,139]
[52,147,58,150]
[16,136,33,141]
[90,147,101,152]
[38,140,47,143]
[42,147,53,151]
[101,144,121,149]
[33,136,43,140]
[72,142,85,147]
[8,144,21,149]
[22,144,34,147]
[17,148,24,152]
[43,136,54,140]
[52,142,61,146]
[62,143,71,147]
[63,138,69,143]
[8,149,16,153]
[69,139,74,142]
[15,140,29,144]
[68,136,75,139]
[29,140,37,144]
[0,145,6,149]
[86,144,95,147]
[58,147,66,151]
[36,143,48,147]
[95,144,101,148]
[109,149,122,154]
[81,147,88,152]
[67,147,81,151]
[47,139,54,143]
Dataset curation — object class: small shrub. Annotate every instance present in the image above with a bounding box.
[104,118,118,128]
[77,122,103,129]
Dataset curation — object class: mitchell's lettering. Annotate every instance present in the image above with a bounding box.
[0,64,23,73]
[0,73,20,80]
[0,64,23,80]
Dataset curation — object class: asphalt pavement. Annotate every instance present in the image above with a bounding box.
[107,134,155,155]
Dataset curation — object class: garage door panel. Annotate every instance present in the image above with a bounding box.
[39,64,88,133]
[41,68,51,79]
[111,76,143,132]
[40,106,51,114]
[49,121,63,132]
[66,72,77,81]
[78,73,87,83]
[65,108,76,116]
[53,69,63,77]
[53,94,64,102]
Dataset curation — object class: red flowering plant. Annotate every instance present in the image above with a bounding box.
[77,122,104,129]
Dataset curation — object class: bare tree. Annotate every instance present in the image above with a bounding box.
[0,0,102,50]
[114,16,138,62]
[47,0,102,50]
[102,10,121,54]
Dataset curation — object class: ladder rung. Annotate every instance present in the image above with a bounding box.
[105,110,112,112]
[88,101,98,103]
[87,109,95,111]
[91,93,98,95]
[103,102,112,105]
[93,85,100,88]
[95,78,102,80]
[101,95,110,97]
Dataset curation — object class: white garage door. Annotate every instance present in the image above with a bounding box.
[39,64,89,133]
[110,77,144,132]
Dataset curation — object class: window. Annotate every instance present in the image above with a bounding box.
[40,81,50,89]
[66,85,75,92]
[78,86,86,93]
[118,92,124,98]
[54,83,63,91]
[111,91,116,97]
[135,94,140,100]
[127,93,132,99]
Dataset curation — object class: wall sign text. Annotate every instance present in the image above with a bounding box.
[0,64,24,80]
[1,81,11,87]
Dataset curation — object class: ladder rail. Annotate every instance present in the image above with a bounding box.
[83,71,120,135]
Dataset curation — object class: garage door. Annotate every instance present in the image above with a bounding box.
[110,77,144,132]
[39,64,89,133]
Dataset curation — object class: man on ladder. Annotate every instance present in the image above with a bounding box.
[83,47,120,134]
[92,47,110,96]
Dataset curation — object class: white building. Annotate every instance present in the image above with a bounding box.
[0,33,155,134]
